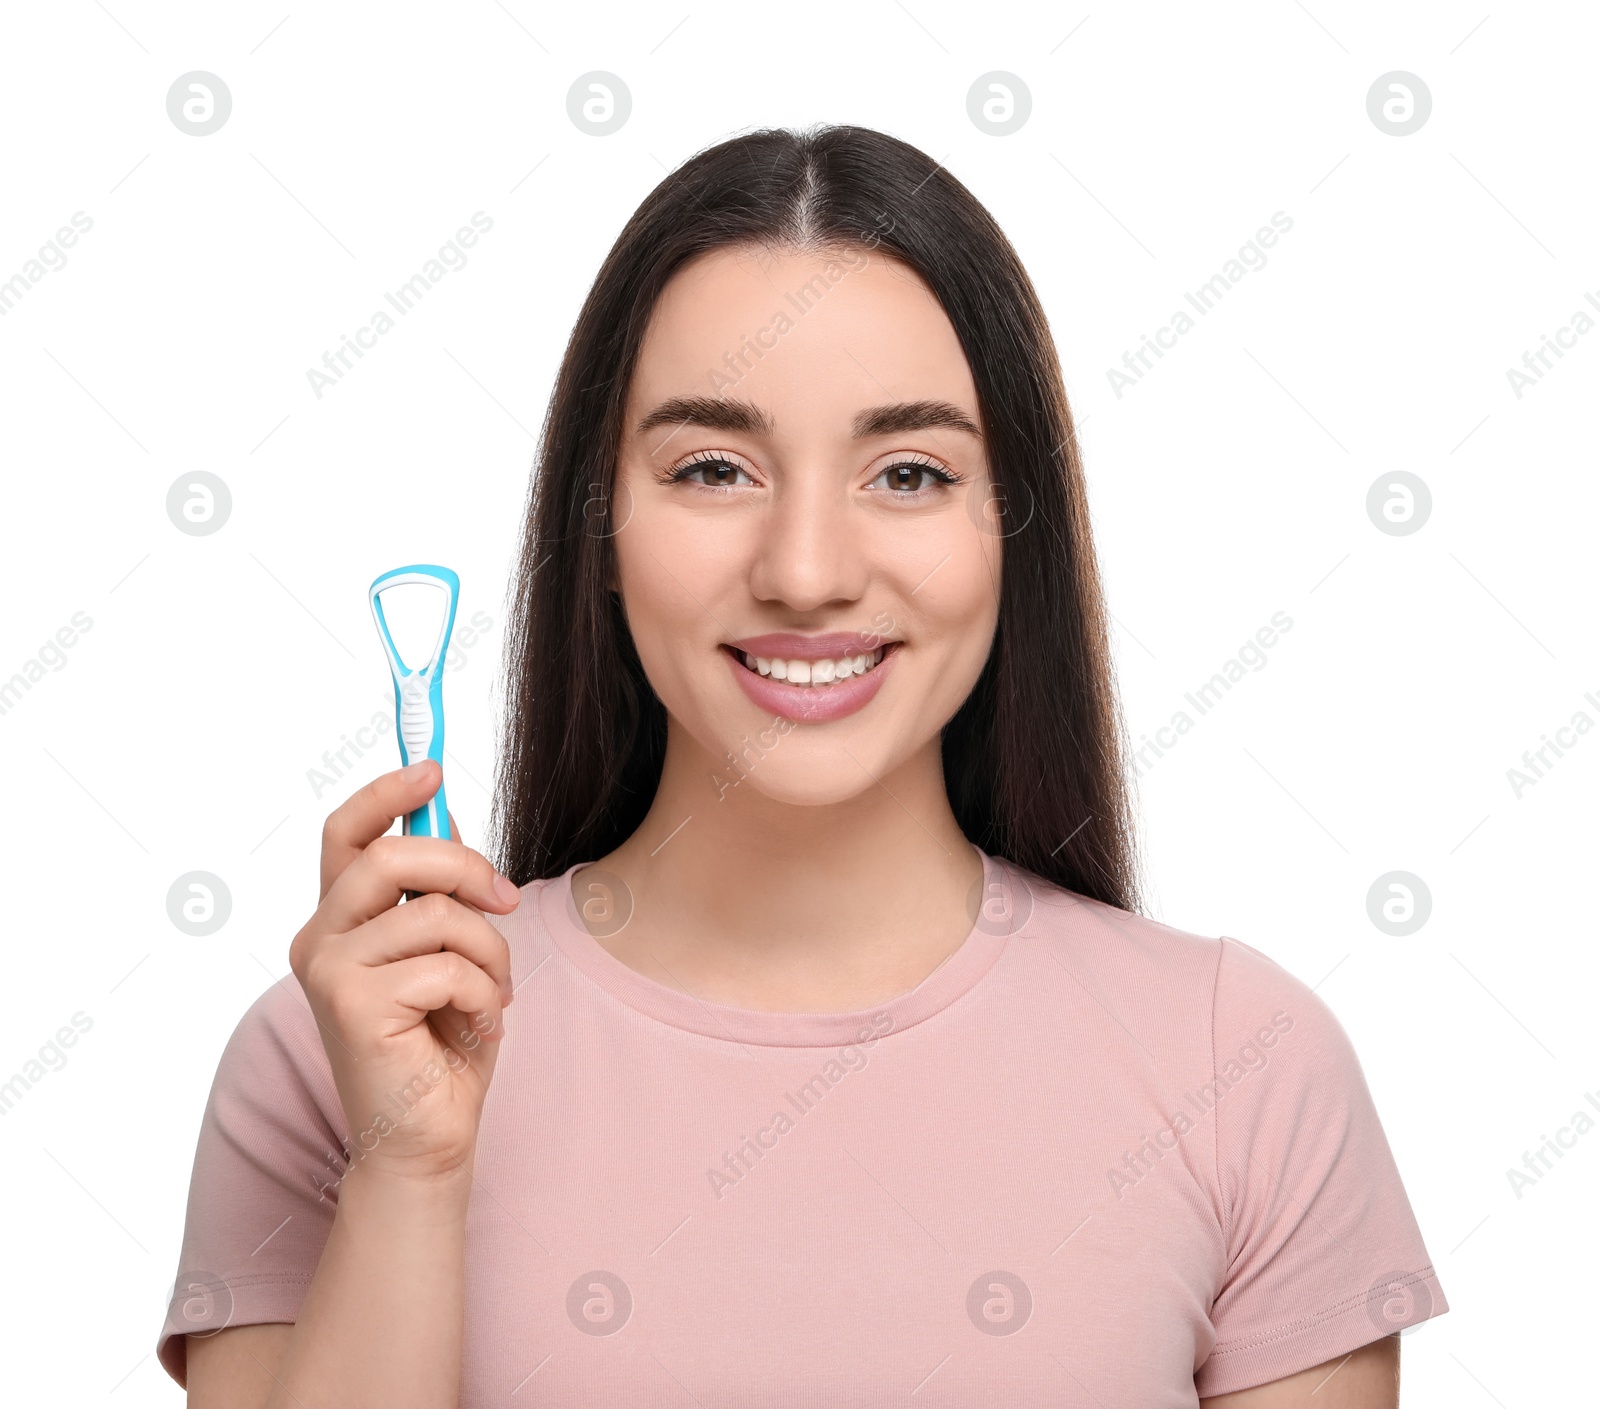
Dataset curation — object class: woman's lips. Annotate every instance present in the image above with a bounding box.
[728,630,895,659]
[721,641,900,723]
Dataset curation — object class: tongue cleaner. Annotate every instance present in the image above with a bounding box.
[369,564,460,844]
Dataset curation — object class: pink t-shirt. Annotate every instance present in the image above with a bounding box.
[157,850,1447,1403]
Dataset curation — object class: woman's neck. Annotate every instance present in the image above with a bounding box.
[576,720,983,1012]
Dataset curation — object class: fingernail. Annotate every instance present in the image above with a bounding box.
[493,874,520,905]
[403,760,429,779]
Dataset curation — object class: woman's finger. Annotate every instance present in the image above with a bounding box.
[321,832,519,932]
[320,761,446,899]
[322,892,514,1002]
[370,950,507,1049]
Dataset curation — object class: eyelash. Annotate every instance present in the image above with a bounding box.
[657,450,964,498]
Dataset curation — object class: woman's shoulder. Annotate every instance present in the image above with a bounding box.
[997,858,1340,1040]
[227,969,323,1055]
[211,972,342,1117]
[1000,859,1224,991]
[480,875,565,984]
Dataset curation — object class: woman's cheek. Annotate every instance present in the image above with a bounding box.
[619,556,717,713]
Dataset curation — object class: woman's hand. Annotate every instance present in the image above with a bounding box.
[289,758,522,1186]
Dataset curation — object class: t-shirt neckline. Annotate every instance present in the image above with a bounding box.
[535,847,1016,1046]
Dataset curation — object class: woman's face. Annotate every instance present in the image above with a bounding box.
[612,242,1002,805]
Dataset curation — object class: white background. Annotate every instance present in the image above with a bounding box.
[1,1,1594,1402]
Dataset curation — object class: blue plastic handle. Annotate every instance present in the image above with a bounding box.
[368,564,460,839]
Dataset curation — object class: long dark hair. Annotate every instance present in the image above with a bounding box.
[489,123,1142,913]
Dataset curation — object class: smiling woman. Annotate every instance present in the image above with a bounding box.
[161,125,1446,1408]
[605,242,1002,785]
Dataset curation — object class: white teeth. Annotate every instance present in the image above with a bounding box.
[737,646,888,686]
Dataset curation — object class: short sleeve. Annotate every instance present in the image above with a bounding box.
[156,975,350,1388]
[1194,937,1449,1397]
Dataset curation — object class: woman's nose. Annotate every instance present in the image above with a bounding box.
[745,471,871,612]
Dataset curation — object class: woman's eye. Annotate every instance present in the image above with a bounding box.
[872,461,956,494]
[663,457,957,494]
[670,458,752,488]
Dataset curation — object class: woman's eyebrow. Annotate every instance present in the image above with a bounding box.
[637,395,773,437]
[634,395,981,439]
[852,399,981,438]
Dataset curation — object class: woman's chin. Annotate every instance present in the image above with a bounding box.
[704,744,898,810]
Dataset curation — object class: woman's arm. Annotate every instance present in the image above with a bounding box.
[185,1325,289,1405]
[185,1162,474,1408]
[178,763,518,1407]
[1200,1334,1399,1408]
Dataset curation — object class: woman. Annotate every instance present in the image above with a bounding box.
[159,124,1447,1406]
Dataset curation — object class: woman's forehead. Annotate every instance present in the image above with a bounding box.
[626,245,978,429]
